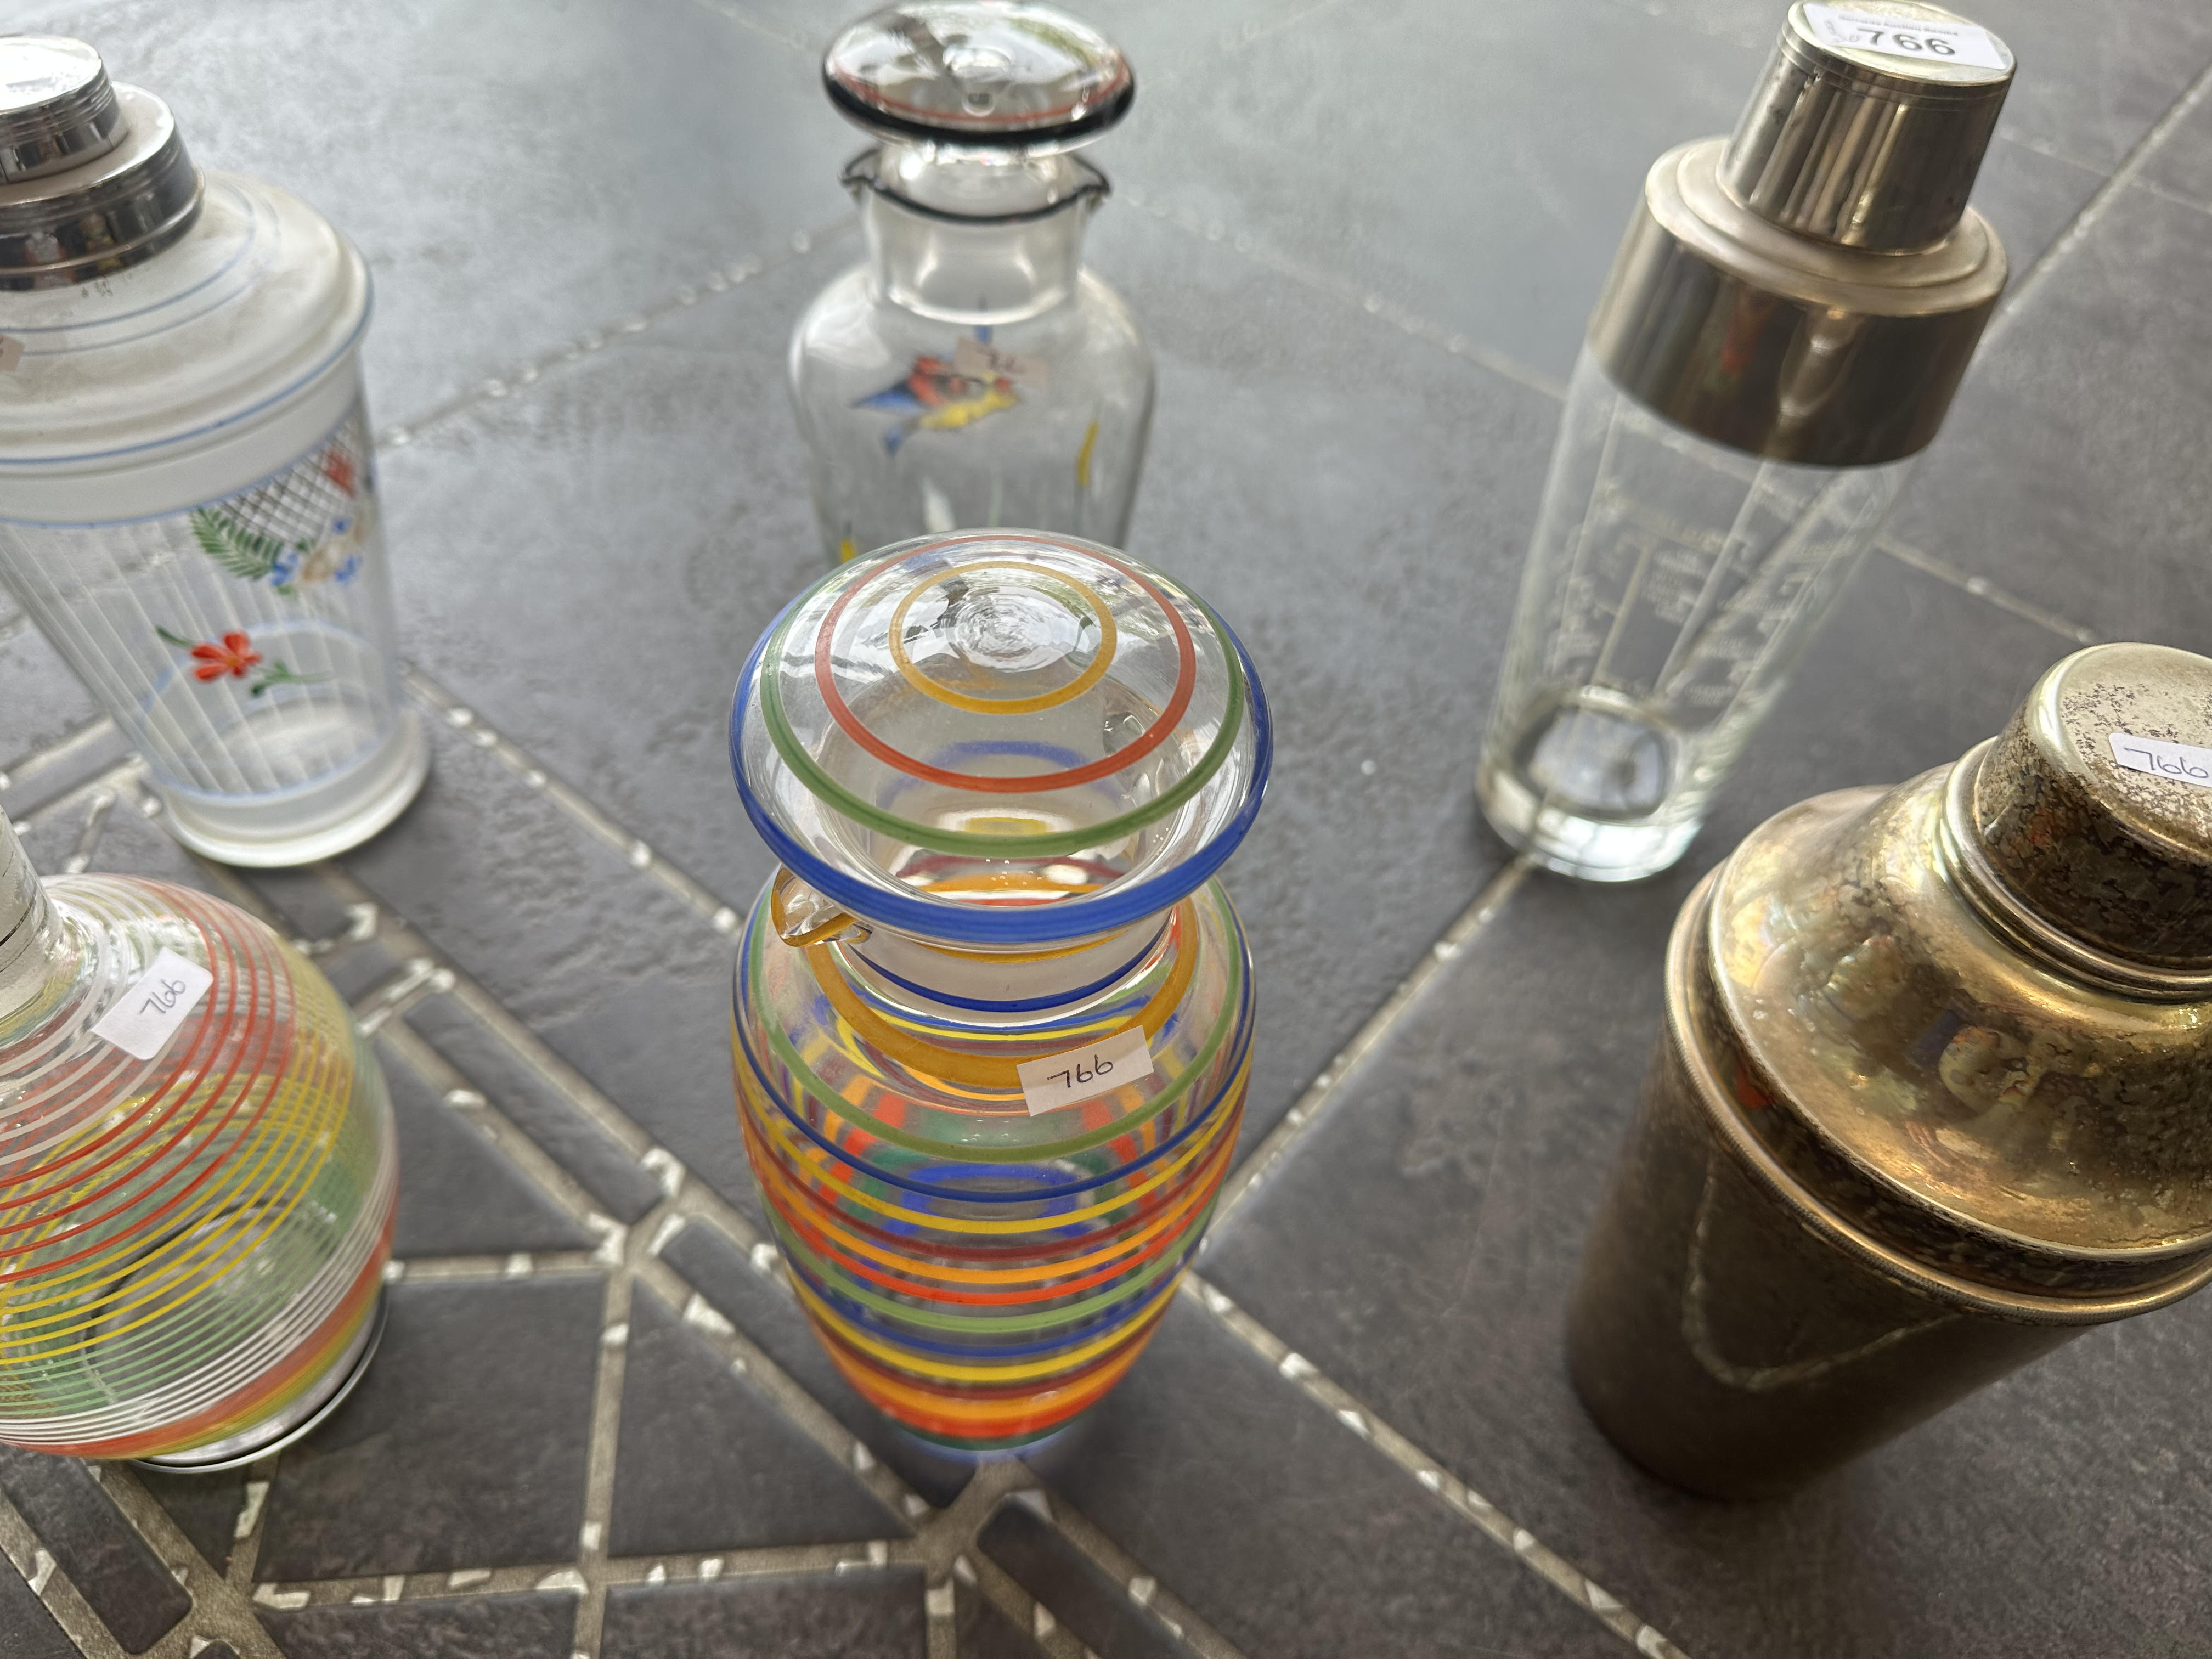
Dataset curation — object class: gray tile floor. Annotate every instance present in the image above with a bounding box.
[0,0,2209,1654]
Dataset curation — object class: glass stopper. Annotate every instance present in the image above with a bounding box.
[822,1,1134,149]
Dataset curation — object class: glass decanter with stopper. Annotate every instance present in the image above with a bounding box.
[1477,2,2012,882]
[729,530,1268,1449]
[0,807,397,1468]
[0,35,427,867]
[790,2,1154,566]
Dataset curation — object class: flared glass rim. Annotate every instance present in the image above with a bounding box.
[729,572,1272,947]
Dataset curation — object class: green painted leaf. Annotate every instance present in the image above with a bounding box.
[188,509,287,583]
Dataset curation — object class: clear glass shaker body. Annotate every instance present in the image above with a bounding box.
[0,160,427,868]
[790,146,1153,565]
[1477,349,1912,882]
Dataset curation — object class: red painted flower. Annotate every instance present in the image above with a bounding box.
[190,631,261,681]
[320,449,357,496]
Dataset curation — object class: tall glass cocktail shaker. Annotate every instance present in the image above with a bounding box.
[1479,2,2012,881]
[0,36,427,867]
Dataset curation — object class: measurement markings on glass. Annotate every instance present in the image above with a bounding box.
[1802,4,2007,70]
[2106,732,2212,789]
[1017,1025,1154,1115]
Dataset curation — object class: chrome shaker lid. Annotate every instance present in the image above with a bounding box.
[1967,644,2212,977]
[0,36,122,182]
[0,35,200,287]
[1588,1,2012,465]
[1723,2,2013,251]
[1702,641,2212,1276]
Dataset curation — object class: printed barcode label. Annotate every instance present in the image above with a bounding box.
[1802,5,2007,71]
[953,336,1050,389]
[92,949,214,1060]
[0,337,22,373]
[1017,1024,1154,1116]
[2106,732,2212,790]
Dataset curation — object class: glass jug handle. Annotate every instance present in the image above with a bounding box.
[770,866,872,949]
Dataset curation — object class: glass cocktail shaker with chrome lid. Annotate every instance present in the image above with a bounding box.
[1477,2,2013,882]
[791,2,1154,566]
[1571,643,2212,1498]
[729,531,1268,1448]
[0,36,427,867]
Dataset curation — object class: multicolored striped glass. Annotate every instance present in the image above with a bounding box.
[730,531,1268,1448]
[0,828,395,1464]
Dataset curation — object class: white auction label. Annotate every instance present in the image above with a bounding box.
[2106,732,2212,790]
[953,336,1049,389]
[0,336,22,373]
[1802,4,2007,70]
[92,949,215,1060]
[1017,1024,1154,1116]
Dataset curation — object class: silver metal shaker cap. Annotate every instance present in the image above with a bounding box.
[1585,2,2012,465]
[1968,644,2212,978]
[0,36,122,182]
[1722,2,2013,250]
[0,34,200,289]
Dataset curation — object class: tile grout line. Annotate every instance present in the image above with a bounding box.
[1977,50,2212,355]
[1178,1275,1690,1659]
[252,1540,930,1609]
[1146,0,1355,89]
[681,0,815,53]
[565,1201,649,1659]
[371,219,854,458]
[1012,1488,1244,1659]
[1207,858,1531,1233]
[400,671,746,938]
[0,1484,128,1659]
[0,714,120,810]
[97,1465,290,1658]
[1875,534,2097,647]
[1116,186,1567,402]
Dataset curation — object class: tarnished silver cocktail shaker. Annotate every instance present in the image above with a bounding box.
[1571,644,2212,1497]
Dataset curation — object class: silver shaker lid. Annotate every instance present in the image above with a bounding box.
[1587,1,2012,465]
[1723,2,2013,251]
[0,35,201,289]
[0,36,123,182]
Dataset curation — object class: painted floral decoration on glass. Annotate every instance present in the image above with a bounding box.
[186,425,375,597]
[156,628,331,697]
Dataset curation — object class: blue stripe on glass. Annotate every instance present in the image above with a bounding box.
[728,595,1273,947]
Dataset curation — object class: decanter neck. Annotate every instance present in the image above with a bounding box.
[0,814,64,1028]
[838,905,1176,1021]
[852,143,1105,324]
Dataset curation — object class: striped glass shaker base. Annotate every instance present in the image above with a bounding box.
[0,877,397,1463]
[732,881,1252,1451]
